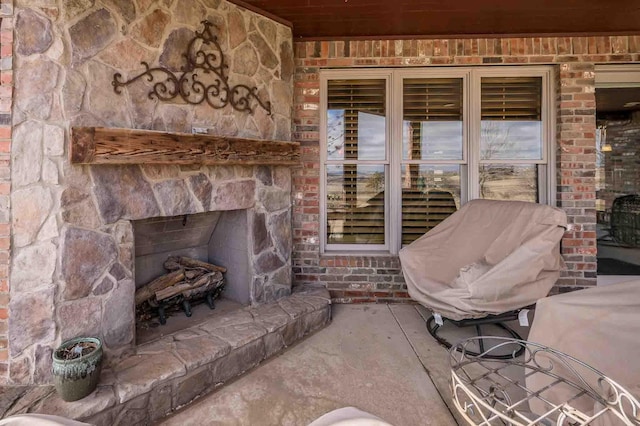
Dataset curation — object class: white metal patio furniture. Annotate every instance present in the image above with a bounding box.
[450,337,640,425]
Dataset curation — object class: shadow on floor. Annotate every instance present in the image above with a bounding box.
[159,304,458,426]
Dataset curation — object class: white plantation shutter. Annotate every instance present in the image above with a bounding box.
[326,79,387,245]
[481,77,542,120]
[321,67,553,253]
[402,78,462,244]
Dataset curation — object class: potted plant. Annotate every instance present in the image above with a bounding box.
[51,337,103,402]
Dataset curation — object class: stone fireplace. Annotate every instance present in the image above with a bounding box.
[129,170,293,304]
[8,0,296,385]
[3,151,333,424]
[10,159,294,384]
[67,161,292,353]
[132,182,294,341]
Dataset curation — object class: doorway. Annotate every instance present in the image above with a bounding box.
[595,66,640,284]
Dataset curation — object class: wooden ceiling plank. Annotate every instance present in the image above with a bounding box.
[225,0,293,27]
[237,0,640,39]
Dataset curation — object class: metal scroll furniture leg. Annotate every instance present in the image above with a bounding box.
[158,304,167,325]
[182,300,192,317]
[206,291,216,309]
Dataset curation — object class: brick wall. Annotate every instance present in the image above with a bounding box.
[292,36,640,301]
[0,0,12,380]
[557,62,598,287]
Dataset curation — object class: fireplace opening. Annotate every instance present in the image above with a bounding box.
[133,210,250,344]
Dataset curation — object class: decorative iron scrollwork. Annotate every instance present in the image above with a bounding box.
[112,21,272,115]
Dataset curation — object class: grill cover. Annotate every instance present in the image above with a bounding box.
[527,281,640,423]
[399,199,567,320]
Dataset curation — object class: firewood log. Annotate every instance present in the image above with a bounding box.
[182,275,224,299]
[162,259,182,271]
[154,283,193,301]
[185,269,205,280]
[155,271,223,301]
[135,269,185,306]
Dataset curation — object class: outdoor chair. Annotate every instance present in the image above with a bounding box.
[399,199,567,357]
[308,407,393,426]
[610,194,640,247]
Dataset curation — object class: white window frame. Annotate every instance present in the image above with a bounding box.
[391,69,470,250]
[320,66,556,255]
[469,67,556,204]
[320,70,393,253]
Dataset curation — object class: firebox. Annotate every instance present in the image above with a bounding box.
[134,211,251,302]
[133,210,251,341]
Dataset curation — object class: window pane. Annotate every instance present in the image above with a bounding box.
[401,165,460,244]
[327,79,386,161]
[403,78,463,160]
[481,77,543,160]
[403,121,463,161]
[479,165,539,202]
[326,165,385,244]
[480,121,542,160]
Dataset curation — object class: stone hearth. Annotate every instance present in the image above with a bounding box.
[0,285,331,425]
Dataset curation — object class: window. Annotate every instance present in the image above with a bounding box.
[325,77,389,250]
[401,77,464,245]
[479,76,544,202]
[321,67,555,254]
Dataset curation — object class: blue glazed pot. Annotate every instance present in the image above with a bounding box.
[51,337,103,402]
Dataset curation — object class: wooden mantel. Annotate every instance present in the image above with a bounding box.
[70,127,301,166]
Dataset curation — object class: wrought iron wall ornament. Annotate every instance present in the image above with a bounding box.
[112,21,272,115]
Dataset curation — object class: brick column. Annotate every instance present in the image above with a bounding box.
[0,0,13,382]
[291,63,322,284]
[556,62,597,289]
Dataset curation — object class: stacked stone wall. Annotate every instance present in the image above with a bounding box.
[0,0,13,380]
[8,0,294,385]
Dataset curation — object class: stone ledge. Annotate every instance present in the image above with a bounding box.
[0,285,331,425]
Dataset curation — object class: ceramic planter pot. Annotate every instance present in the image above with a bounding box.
[51,337,103,402]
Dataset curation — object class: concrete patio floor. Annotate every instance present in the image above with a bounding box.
[159,303,526,426]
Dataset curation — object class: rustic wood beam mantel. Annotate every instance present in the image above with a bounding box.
[70,127,300,166]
